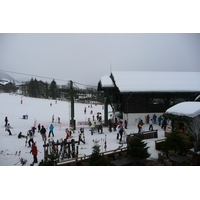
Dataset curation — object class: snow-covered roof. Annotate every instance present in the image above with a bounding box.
[100,74,115,88]
[99,71,200,92]
[0,79,10,86]
[165,102,200,118]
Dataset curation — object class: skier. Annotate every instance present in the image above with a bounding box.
[146,114,150,124]
[38,123,41,133]
[27,129,34,147]
[158,115,162,126]
[70,123,75,133]
[30,142,38,164]
[96,113,99,121]
[98,113,102,122]
[48,124,54,137]
[5,123,13,135]
[78,129,85,144]
[90,127,94,135]
[90,126,94,135]
[138,120,144,133]
[91,122,96,133]
[153,114,157,124]
[5,116,8,127]
[113,118,117,131]
[31,126,36,136]
[108,115,112,132]
[18,132,26,138]
[97,122,103,133]
[58,117,60,123]
[65,128,70,139]
[162,119,167,130]
[149,119,153,131]
[116,124,121,140]
[40,125,47,143]
[93,121,96,131]
[80,127,84,134]
[119,125,124,142]
[88,120,92,127]
[52,115,54,123]
[124,119,128,129]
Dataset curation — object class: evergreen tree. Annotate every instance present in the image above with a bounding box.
[161,129,188,154]
[39,149,58,166]
[50,79,58,99]
[45,81,49,98]
[127,133,150,159]
[27,78,38,97]
[89,140,108,166]
[3,81,17,93]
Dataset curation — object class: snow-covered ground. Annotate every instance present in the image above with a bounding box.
[1,93,197,199]
[0,93,165,166]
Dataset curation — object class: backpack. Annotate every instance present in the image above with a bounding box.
[119,126,123,133]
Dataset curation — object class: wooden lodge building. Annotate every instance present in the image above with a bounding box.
[98,71,200,125]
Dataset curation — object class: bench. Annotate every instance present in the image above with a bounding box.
[141,130,158,139]
[155,138,166,150]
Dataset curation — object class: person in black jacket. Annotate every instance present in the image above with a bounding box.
[119,125,124,141]
[5,117,8,127]
[40,126,47,143]
[18,132,26,138]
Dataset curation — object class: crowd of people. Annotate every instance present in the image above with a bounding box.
[4,116,55,164]
[137,114,168,133]
[3,110,169,165]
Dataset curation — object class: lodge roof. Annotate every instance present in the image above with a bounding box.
[165,101,200,118]
[99,71,200,93]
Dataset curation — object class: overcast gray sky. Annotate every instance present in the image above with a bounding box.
[0,33,200,87]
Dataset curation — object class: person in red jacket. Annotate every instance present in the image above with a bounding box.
[30,142,38,164]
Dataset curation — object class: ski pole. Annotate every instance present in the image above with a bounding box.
[12,128,17,134]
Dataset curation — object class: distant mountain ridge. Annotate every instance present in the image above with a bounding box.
[0,71,16,82]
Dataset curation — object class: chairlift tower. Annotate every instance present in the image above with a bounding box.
[69,80,76,130]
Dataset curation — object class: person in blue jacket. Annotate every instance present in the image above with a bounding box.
[48,124,54,137]
[153,114,157,124]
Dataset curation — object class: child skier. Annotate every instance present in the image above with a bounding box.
[30,142,38,164]
[65,128,70,139]
[5,123,13,135]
